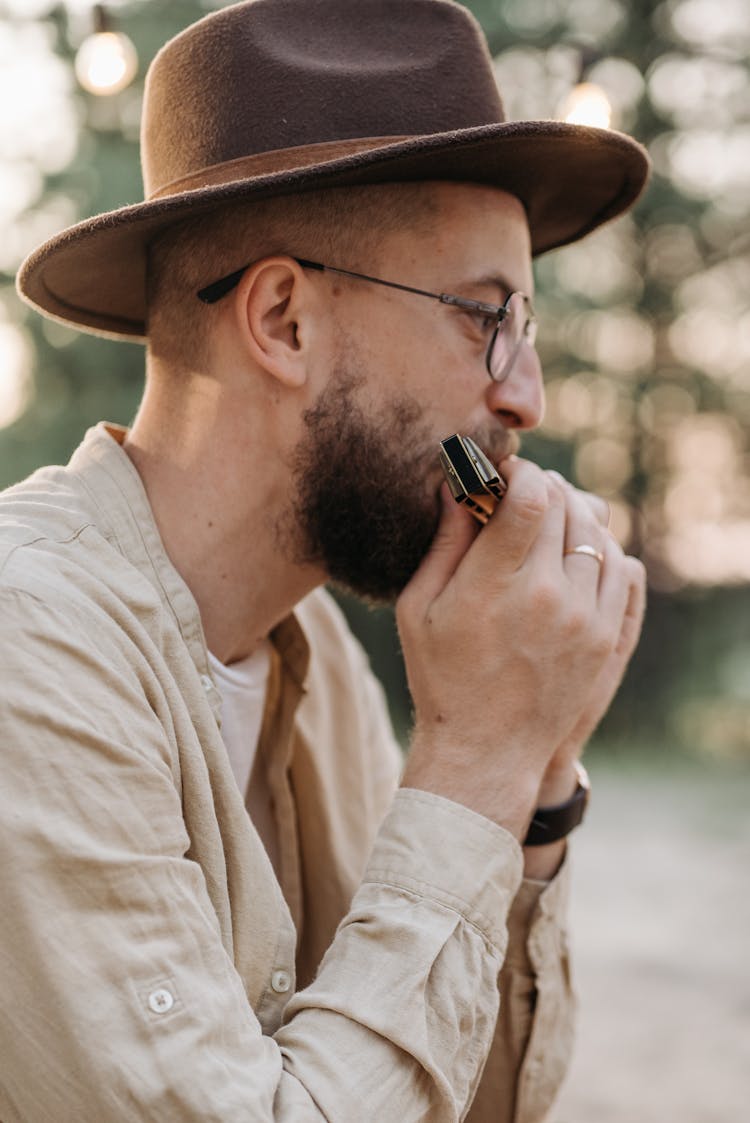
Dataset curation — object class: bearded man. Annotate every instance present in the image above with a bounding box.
[1,1,649,1120]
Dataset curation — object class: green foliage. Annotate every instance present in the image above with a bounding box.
[0,1,208,481]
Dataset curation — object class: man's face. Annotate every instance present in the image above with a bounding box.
[291,183,544,602]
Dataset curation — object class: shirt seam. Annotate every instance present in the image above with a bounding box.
[0,523,94,582]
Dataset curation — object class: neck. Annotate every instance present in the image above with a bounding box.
[124,368,323,664]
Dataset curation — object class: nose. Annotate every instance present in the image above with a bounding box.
[485,341,545,430]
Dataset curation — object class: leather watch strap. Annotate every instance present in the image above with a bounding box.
[523,762,590,847]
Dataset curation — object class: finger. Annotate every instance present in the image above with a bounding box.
[612,556,647,660]
[472,457,551,578]
[547,470,610,527]
[596,541,641,646]
[559,485,609,595]
[400,482,478,610]
[522,474,567,568]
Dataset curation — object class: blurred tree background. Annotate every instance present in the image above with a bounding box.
[1,0,749,759]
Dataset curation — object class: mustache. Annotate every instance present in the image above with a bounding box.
[467,427,521,466]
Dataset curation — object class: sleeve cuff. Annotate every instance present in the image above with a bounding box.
[363,788,524,951]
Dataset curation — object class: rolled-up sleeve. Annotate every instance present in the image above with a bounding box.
[279,790,523,1119]
[0,590,525,1122]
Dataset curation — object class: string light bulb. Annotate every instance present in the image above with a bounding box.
[558,81,613,129]
[75,4,138,96]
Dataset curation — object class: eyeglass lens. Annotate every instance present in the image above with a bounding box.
[488,293,537,383]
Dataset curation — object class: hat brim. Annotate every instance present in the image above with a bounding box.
[17,120,649,342]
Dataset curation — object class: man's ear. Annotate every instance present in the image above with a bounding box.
[232,256,313,389]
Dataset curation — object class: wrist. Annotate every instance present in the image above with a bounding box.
[522,838,567,880]
[521,762,589,879]
[524,760,590,848]
[402,732,541,839]
[535,758,580,808]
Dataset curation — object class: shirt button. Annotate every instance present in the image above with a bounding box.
[148,987,175,1014]
[271,969,291,994]
[200,674,213,693]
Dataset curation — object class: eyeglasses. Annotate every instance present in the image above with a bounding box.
[197,257,537,384]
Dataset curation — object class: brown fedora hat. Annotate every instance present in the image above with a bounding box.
[17,0,650,343]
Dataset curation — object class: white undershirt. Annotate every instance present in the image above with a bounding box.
[208,641,272,798]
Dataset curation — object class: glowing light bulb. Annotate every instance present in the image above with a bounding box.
[559,82,613,129]
[75,30,138,96]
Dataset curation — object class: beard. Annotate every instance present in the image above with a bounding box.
[287,348,515,603]
[290,365,439,602]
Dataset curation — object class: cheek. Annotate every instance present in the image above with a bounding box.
[404,326,479,408]
[340,305,481,430]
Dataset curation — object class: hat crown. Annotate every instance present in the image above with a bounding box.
[18,0,650,342]
[142,0,504,198]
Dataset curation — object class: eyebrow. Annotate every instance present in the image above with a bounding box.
[459,273,518,301]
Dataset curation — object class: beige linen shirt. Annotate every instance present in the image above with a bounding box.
[0,424,573,1122]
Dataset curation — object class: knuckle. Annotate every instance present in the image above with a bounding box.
[529,580,559,616]
[568,486,609,530]
[590,629,614,661]
[627,556,647,583]
[519,495,550,524]
[579,488,610,525]
[544,472,567,501]
[513,476,550,521]
[510,459,548,494]
[563,606,588,638]
[546,480,568,511]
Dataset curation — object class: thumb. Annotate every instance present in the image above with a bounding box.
[399,484,477,612]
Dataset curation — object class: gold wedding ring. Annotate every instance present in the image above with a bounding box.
[564,544,605,565]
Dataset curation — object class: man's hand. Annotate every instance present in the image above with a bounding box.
[396,457,645,843]
[538,475,645,791]
[523,476,646,876]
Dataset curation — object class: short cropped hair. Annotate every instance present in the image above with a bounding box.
[146,182,438,371]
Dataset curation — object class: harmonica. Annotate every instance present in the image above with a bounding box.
[438,434,507,525]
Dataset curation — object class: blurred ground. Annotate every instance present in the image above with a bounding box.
[553,755,750,1123]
